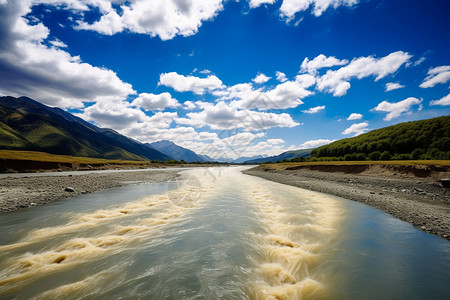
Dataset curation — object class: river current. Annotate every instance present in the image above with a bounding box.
[0,166,449,299]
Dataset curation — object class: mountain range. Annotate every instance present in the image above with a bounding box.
[0,96,170,161]
[0,96,314,163]
[146,140,207,162]
[243,149,312,163]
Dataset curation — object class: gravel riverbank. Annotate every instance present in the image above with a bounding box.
[244,166,450,240]
[0,170,178,213]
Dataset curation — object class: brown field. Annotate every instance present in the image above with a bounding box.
[0,150,150,165]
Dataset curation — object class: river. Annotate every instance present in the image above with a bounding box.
[0,166,449,299]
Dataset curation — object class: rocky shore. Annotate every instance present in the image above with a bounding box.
[0,170,178,213]
[244,165,450,241]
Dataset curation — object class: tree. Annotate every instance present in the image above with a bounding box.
[369,151,381,161]
[380,151,392,161]
[411,148,425,160]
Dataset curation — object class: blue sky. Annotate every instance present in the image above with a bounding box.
[0,0,449,159]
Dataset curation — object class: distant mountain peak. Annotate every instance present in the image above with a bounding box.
[146,140,206,162]
[0,95,171,161]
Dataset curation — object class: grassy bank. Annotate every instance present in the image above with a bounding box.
[0,150,150,165]
[262,160,450,168]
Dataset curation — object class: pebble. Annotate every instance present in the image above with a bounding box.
[64,187,75,192]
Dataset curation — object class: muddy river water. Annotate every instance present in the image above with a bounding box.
[0,167,449,299]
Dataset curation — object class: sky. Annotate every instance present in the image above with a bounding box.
[0,0,449,160]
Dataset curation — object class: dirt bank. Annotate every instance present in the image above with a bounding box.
[244,164,450,240]
[0,170,179,213]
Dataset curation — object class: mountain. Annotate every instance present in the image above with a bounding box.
[198,154,215,162]
[312,116,450,160]
[146,140,205,162]
[233,154,267,164]
[0,96,171,161]
[244,149,312,163]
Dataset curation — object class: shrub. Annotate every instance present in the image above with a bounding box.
[411,148,425,160]
[392,153,412,160]
[380,151,392,160]
[355,152,367,161]
[368,151,381,161]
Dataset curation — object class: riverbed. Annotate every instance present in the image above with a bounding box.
[0,166,449,299]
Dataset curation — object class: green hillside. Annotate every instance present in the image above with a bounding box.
[245,149,312,163]
[312,116,450,161]
[0,96,172,161]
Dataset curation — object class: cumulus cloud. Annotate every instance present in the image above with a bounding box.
[420,66,450,88]
[159,72,224,94]
[280,0,359,19]
[276,71,288,82]
[252,73,271,84]
[372,97,422,121]
[300,54,348,74]
[221,79,312,110]
[49,38,68,48]
[131,92,180,111]
[302,105,325,114]
[74,0,225,40]
[183,100,197,110]
[316,51,412,97]
[79,100,148,129]
[177,101,300,131]
[347,113,363,120]
[299,139,335,149]
[0,0,135,109]
[430,93,450,106]
[385,82,405,91]
[342,121,369,136]
[249,0,278,9]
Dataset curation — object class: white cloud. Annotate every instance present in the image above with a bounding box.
[385,82,405,91]
[79,100,148,129]
[183,100,197,110]
[159,72,224,94]
[413,56,426,67]
[252,73,271,84]
[430,93,450,106]
[262,80,311,109]
[0,0,135,109]
[347,113,363,120]
[300,54,348,74]
[302,105,325,114]
[342,121,369,136]
[49,38,67,48]
[249,0,277,9]
[177,101,300,131]
[300,139,336,149]
[222,80,312,110]
[420,66,450,88]
[347,113,363,121]
[74,0,225,41]
[131,92,180,111]
[316,51,412,97]
[276,71,288,82]
[372,97,422,121]
[280,0,359,19]
[199,69,212,74]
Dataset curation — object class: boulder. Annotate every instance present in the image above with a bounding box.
[65,187,75,192]
[439,179,450,188]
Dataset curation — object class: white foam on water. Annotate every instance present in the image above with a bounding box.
[0,177,207,295]
[247,183,343,299]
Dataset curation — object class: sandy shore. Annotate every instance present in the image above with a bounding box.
[0,170,178,213]
[244,165,450,240]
